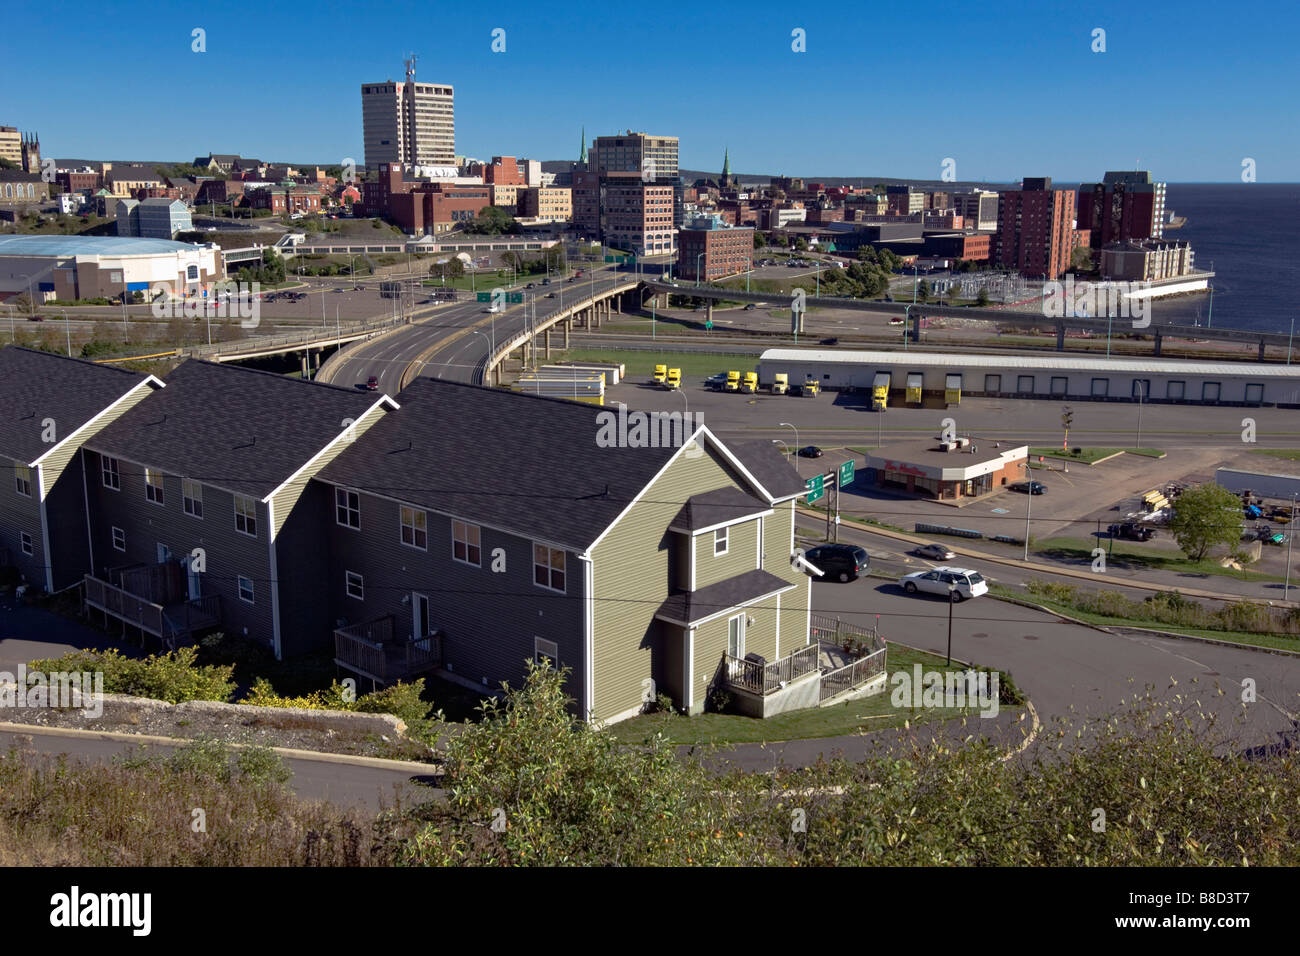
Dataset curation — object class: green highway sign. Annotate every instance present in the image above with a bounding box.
[507,293,523,303]
[704,319,713,331]
[838,459,855,487]
[805,474,824,504]
[476,292,490,302]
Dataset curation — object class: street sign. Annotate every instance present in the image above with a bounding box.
[476,292,490,302]
[838,458,855,487]
[507,293,523,303]
[805,474,824,504]
[704,319,713,331]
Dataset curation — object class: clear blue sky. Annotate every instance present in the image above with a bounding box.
[3,0,1296,181]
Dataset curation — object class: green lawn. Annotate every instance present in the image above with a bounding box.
[1029,535,1283,582]
[992,585,1300,653]
[1251,449,1300,463]
[1029,446,1165,463]
[558,347,759,381]
[606,645,1009,746]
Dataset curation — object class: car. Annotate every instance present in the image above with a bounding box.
[1010,481,1047,495]
[1243,504,1263,519]
[1109,522,1156,542]
[526,282,536,289]
[705,372,728,391]
[541,278,551,285]
[898,567,988,601]
[743,303,756,310]
[353,285,364,291]
[797,445,823,458]
[803,544,870,583]
[28,315,44,322]
[819,337,839,346]
[546,292,557,298]
[333,287,345,293]
[265,293,279,302]
[365,376,379,391]
[914,543,956,561]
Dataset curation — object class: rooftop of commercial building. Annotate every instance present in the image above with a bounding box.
[866,439,1027,469]
[0,235,209,257]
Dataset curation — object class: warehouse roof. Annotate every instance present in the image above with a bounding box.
[0,235,210,257]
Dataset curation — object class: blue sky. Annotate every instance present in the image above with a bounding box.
[3,0,1296,181]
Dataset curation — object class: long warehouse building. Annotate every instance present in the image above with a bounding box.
[757,349,1300,408]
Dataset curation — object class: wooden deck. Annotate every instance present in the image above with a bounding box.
[83,573,222,648]
[334,615,441,687]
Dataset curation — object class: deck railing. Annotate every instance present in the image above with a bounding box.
[83,574,165,636]
[810,613,885,654]
[723,641,821,696]
[334,617,393,681]
[819,647,888,702]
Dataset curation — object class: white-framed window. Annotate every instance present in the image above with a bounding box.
[400,505,427,550]
[14,464,31,497]
[182,479,203,518]
[345,570,364,600]
[144,468,165,505]
[535,637,559,669]
[533,543,566,593]
[452,519,481,566]
[19,532,33,556]
[335,487,360,529]
[111,526,126,552]
[101,456,120,490]
[714,526,729,555]
[237,575,255,604]
[234,494,257,537]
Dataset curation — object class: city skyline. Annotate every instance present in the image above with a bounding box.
[2,0,1296,182]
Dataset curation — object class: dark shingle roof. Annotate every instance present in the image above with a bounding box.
[86,360,387,500]
[0,347,151,465]
[672,486,770,532]
[319,378,686,552]
[656,570,795,626]
[728,440,808,499]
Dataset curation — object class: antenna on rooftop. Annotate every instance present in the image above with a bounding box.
[405,53,417,82]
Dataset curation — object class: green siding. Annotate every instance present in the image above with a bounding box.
[693,516,761,588]
[766,500,811,655]
[690,597,781,713]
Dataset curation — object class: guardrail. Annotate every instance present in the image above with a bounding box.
[180,315,408,361]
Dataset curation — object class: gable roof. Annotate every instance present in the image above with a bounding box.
[0,347,156,466]
[726,439,809,500]
[672,486,770,533]
[86,360,393,500]
[319,378,683,552]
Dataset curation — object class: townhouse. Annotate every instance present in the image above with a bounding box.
[0,347,163,593]
[318,377,810,722]
[79,360,395,657]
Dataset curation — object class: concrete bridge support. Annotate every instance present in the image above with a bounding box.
[1259,338,1267,360]
[564,316,571,348]
[706,301,713,325]
[1056,322,1065,351]
[1153,331,1162,356]
[544,327,551,360]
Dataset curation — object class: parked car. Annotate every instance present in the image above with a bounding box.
[743,303,756,310]
[526,282,536,289]
[365,376,379,391]
[1010,481,1048,495]
[820,337,839,346]
[541,278,551,285]
[353,285,364,291]
[803,544,870,583]
[704,372,728,391]
[898,567,988,601]
[1109,522,1157,542]
[798,445,823,458]
[1244,504,1264,519]
[545,292,557,298]
[914,543,956,561]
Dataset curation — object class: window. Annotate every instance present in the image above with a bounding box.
[238,575,255,604]
[397,505,428,550]
[452,518,480,565]
[144,468,164,505]
[111,526,126,552]
[714,526,729,555]
[234,495,257,537]
[335,487,360,529]
[20,532,33,556]
[101,456,120,490]
[182,479,203,518]
[345,571,364,600]
[14,464,30,497]
[533,544,566,592]
[535,637,559,669]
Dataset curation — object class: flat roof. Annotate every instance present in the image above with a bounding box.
[868,440,1027,469]
[759,348,1300,380]
[0,235,208,257]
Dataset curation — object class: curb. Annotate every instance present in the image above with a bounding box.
[0,721,439,774]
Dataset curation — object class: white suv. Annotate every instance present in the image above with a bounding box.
[898,566,988,601]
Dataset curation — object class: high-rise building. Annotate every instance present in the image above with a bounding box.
[991,177,1078,279]
[588,131,679,183]
[360,57,455,169]
[952,190,999,232]
[602,182,676,257]
[1077,170,1166,248]
[0,127,19,166]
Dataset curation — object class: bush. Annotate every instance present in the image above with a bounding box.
[241,677,353,711]
[28,646,236,703]
[355,680,434,728]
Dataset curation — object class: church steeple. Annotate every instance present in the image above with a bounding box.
[579,127,587,164]
[721,147,731,186]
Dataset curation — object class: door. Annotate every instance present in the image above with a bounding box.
[726,614,746,677]
[157,542,171,564]
[413,593,431,647]
[184,556,201,600]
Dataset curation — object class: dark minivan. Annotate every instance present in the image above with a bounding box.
[803,544,870,583]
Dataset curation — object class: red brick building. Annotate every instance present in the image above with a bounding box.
[677,215,753,281]
[361,165,490,233]
[991,177,1077,279]
[57,170,99,194]
[480,156,525,185]
[248,184,323,214]
[1076,170,1166,248]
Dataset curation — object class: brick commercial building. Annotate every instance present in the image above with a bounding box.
[866,438,1029,501]
[571,167,600,237]
[361,165,491,234]
[1100,238,1195,281]
[602,182,675,256]
[991,177,1078,279]
[247,184,323,215]
[922,232,991,263]
[479,156,525,185]
[518,186,572,221]
[1077,170,1166,248]
[489,183,520,213]
[887,186,924,215]
[57,169,100,194]
[677,215,753,281]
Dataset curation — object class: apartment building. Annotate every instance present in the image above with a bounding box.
[677,215,754,281]
[0,348,163,593]
[602,182,676,256]
[1077,170,1167,248]
[361,59,455,168]
[991,177,1078,279]
[518,186,572,221]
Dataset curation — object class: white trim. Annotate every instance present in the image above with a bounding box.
[111,525,126,552]
[260,395,397,504]
[775,591,781,658]
[449,516,481,566]
[345,570,365,601]
[19,531,33,557]
[531,541,567,594]
[670,508,775,537]
[399,504,429,552]
[34,462,53,592]
[80,449,95,576]
[233,493,258,538]
[689,530,696,592]
[757,515,764,570]
[686,626,695,712]
[144,468,165,506]
[713,526,729,556]
[30,374,165,468]
[13,462,31,498]
[534,636,559,668]
[100,455,121,491]
[267,497,282,659]
[182,478,204,519]
[237,574,255,604]
[334,485,361,530]
[580,553,594,721]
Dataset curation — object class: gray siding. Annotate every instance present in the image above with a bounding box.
[0,455,43,588]
[45,454,93,590]
[275,480,333,658]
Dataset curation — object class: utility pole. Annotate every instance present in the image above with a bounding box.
[1287,495,1297,596]
[1022,485,1033,562]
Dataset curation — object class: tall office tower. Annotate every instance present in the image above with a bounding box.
[1076,170,1167,248]
[588,131,679,183]
[360,57,455,169]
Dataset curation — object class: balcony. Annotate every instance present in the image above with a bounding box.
[83,565,222,649]
[720,614,889,717]
[333,615,441,688]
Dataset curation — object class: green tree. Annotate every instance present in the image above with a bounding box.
[975,287,990,307]
[753,230,766,249]
[464,206,521,235]
[1168,482,1245,561]
[917,279,930,302]
[1071,245,1095,273]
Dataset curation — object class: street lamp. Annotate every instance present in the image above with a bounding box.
[64,312,72,357]
[779,422,800,473]
[470,329,492,383]
[1023,483,1033,561]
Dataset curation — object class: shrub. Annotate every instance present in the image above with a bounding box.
[355,679,434,728]
[27,646,236,703]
